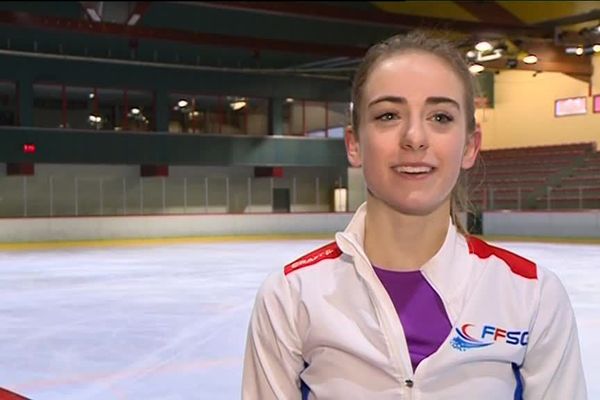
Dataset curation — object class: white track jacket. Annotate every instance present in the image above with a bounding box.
[242,203,587,399]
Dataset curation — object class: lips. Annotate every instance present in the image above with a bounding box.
[391,163,436,176]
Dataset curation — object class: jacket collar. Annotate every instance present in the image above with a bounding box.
[335,202,470,320]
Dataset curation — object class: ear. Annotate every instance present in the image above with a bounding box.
[345,125,362,167]
[462,123,482,170]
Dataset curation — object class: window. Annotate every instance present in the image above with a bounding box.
[33,83,64,128]
[169,94,268,135]
[0,81,17,126]
[555,96,587,117]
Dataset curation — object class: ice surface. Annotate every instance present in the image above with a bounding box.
[0,239,597,399]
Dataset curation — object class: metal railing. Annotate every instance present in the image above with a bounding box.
[473,185,600,211]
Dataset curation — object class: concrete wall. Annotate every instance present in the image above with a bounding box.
[483,211,600,237]
[0,212,354,243]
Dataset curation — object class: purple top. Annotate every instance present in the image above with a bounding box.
[373,266,451,372]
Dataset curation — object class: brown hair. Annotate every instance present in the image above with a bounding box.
[351,30,479,235]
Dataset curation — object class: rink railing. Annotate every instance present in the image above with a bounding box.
[469,185,600,211]
[0,175,344,218]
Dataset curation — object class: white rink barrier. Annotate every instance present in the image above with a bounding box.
[483,211,600,238]
[0,212,354,243]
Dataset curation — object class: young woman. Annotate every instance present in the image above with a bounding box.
[242,31,587,399]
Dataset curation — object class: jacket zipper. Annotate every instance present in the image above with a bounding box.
[341,235,417,395]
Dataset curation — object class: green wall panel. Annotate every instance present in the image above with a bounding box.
[0,127,348,167]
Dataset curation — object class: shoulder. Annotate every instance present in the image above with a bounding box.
[254,241,343,305]
[283,241,343,276]
[466,236,537,280]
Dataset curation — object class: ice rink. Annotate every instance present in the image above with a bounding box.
[0,238,598,399]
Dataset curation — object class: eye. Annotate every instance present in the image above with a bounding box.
[375,112,398,121]
[431,113,454,124]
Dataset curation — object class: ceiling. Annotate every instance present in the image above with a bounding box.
[0,1,598,82]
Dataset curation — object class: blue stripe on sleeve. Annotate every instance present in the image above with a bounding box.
[301,361,310,400]
[512,362,523,400]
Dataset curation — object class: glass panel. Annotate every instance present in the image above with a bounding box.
[33,83,63,128]
[102,177,126,215]
[207,177,227,213]
[287,100,305,136]
[0,81,17,126]
[250,178,271,212]
[246,97,268,136]
[127,90,153,132]
[305,101,326,137]
[165,177,185,214]
[51,176,78,216]
[97,88,123,132]
[66,86,95,130]
[0,177,24,217]
[140,177,165,214]
[328,102,350,138]
[222,96,246,135]
[76,177,102,216]
[186,176,208,212]
[282,98,294,135]
[25,176,51,217]
[228,176,249,213]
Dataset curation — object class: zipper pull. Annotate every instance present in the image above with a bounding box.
[405,379,414,388]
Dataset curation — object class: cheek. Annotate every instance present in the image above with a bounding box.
[437,134,467,170]
[361,133,392,162]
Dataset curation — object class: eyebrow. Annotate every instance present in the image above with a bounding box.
[368,95,461,110]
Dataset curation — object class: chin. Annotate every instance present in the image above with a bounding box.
[378,194,442,216]
[388,201,440,216]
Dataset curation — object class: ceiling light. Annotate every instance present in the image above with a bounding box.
[466,50,477,59]
[475,41,493,52]
[177,99,189,108]
[230,101,247,111]
[469,64,485,74]
[593,44,600,53]
[130,107,140,115]
[285,98,294,103]
[476,49,503,62]
[523,54,538,64]
[575,47,584,56]
[89,93,95,99]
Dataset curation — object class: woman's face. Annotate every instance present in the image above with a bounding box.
[347,51,480,216]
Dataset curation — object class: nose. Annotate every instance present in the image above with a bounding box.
[400,117,428,151]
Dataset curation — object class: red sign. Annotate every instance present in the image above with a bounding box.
[23,144,36,154]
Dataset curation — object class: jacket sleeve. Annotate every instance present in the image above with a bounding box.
[520,268,587,399]
[242,271,305,400]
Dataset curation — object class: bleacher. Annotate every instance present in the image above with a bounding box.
[534,151,600,210]
[467,142,596,211]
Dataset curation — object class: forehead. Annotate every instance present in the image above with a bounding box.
[363,51,465,104]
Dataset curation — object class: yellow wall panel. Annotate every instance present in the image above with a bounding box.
[476,66,600,150]
[497,1,600,24]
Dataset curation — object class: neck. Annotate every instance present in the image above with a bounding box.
[363,193,450,272]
